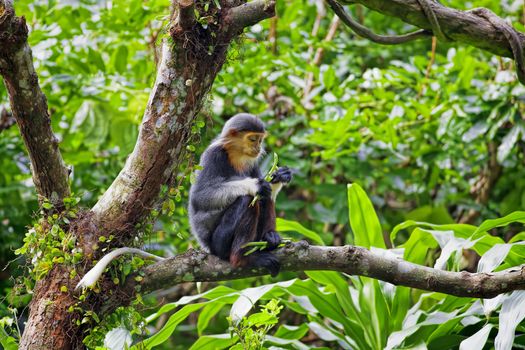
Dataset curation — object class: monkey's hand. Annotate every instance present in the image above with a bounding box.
[270,166,292,184]
[263,230,282,250]
[257,179,272,199]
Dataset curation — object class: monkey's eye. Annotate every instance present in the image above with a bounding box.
[248,136,258,142]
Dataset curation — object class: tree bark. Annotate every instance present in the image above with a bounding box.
[0,0,70,205]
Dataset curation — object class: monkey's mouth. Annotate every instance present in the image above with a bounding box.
[247,149,260,157]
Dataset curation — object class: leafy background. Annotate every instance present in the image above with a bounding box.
[1,0,525,349]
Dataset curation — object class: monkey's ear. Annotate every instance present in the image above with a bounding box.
[228,129,239,137]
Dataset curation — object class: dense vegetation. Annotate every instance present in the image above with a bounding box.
[1,0,525,349]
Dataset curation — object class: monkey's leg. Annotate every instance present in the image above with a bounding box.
[228,198,281,276]
[257,197,281,250]
[209,196,255,260]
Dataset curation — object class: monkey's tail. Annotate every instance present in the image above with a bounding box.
[75,247,165,291]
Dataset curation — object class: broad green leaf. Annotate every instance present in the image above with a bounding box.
[391,286,411,331]
[477,244,513,273]
[306,271,368,348]
[265,335,311,349]
[273,324,309,340]
[390,220,475,246]
[399,227,438,264]
[276,218,325,245]
[146,285,236,322]
[509,232,525,243]
[472,211,525,237]
[347,183,385,248]
[112,45,129,73]
[189,334,234,350]
[139,303,205,348]
[197,302,225,335]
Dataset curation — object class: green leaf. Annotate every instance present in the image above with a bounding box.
[189,334,234,350]
[347,183,385,248]
[273,324,309,340]
[399,227,438,264]
[197,302,224,335]
[139,303,206,348]
[472,211,525,237]
[276,218,325,245]
[112,45,129,73]
[0,327,18,350]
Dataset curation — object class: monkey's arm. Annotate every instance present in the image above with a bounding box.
[191,177,261,210]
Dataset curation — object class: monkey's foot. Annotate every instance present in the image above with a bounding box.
[250,251,280,276]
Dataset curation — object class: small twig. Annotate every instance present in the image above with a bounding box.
[268,16,278,54]
[417,35,437,98]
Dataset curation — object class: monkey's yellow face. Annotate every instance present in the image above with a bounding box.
[243,132,266,157]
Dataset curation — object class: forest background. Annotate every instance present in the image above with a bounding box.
[1,0,525,349]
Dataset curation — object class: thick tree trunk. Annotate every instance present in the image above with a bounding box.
[19,267,78,349]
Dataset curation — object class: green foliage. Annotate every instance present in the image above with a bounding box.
[15,196,81,281]
[0,313,19,350]
[228,299,283,350]
[118,187,525,350]
[83,306,146,349]
[2,0,525,348]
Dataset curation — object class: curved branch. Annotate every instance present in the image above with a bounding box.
[128,242,525,299]
[326,0,431,44]
[345,0,525,59]
[0,0,70,205]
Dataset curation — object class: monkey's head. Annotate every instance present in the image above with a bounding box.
[221,113,266,170]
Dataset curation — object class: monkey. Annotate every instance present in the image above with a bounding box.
[189,113,292,276]
[75,113,289,290]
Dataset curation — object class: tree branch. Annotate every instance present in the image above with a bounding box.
[127,242,525,299]
[342,0,525,59]
[226,0,276,34]
[0,0,70,205]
